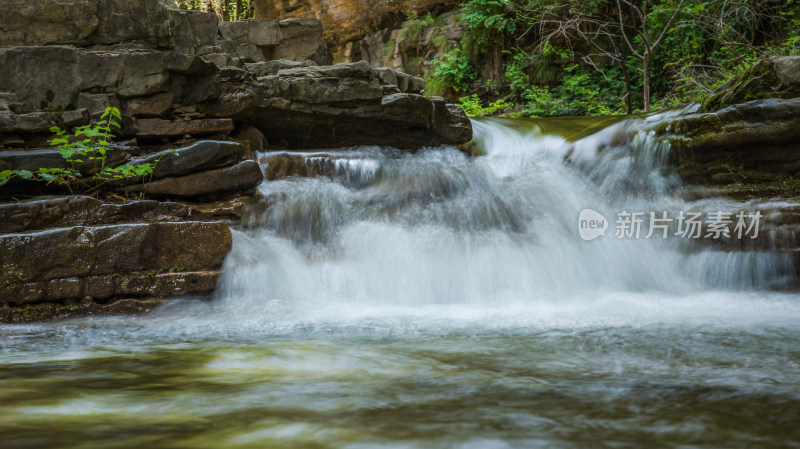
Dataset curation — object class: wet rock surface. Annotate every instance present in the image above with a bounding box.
[661,97,800,188]
[0,221,231,306]
[0,195,253,234]
[0,298,170,323]
[650,57,800,273]
[120,160,264,199]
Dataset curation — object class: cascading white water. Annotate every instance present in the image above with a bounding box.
[3,115,800,449]
[217,115,796,318]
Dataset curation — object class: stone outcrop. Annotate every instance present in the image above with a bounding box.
[1,138,263,200]
[664,98,800,187]
[207,17,328,67]
[701,56,800,112]
[0,4,470,150]
[655,56,800,198]
[0,0,217,49]
[120,160,264,199]
[0,221,231,305]
[0,45,220,139]
[238,61,471,148]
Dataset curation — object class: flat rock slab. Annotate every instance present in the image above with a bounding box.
[0,195,253,233]
[5,271,221,305]
[0,221,231,305]
[135,118,235,138]
[120,159,263,199]
[133,140,248,179]
[0,298,170,323]
[0,145,128,174]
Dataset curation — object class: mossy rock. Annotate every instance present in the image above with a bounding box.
[701,56,800,112]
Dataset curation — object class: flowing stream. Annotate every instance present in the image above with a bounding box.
[2,114,800,448]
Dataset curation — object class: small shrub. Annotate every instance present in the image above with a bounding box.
[430,47,478,92]
[457,94,512,117]
[0,107,175,194]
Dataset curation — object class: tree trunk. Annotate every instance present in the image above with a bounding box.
[642,53,651,113]
[621,60,633,114]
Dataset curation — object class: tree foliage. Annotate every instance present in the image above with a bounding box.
[429,0,800,117]
[175,0,255,21]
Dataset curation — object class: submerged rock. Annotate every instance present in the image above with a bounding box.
[0,298,169,323]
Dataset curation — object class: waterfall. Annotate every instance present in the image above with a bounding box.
[217,115,796,318]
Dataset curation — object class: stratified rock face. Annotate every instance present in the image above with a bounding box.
[0,45,219,116]
[254,0,459,49]
[659,97,800,192]
[0,221,232,305]
[702,56,800,112]
[344,10,465,78]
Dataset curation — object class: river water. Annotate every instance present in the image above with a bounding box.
[2,115,800,448]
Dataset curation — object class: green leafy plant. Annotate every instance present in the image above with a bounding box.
[0,107,175,195]
[429,47,478,93]
[457,94,512,117]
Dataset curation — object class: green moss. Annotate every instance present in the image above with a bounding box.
[2,269,25,286]
[432,34,448,48]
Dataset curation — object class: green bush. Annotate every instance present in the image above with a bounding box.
[457,95,512,117]
[430,47,478,92]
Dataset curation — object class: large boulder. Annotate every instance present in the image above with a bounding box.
[0,221,231,305]
[237,61,471,148]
